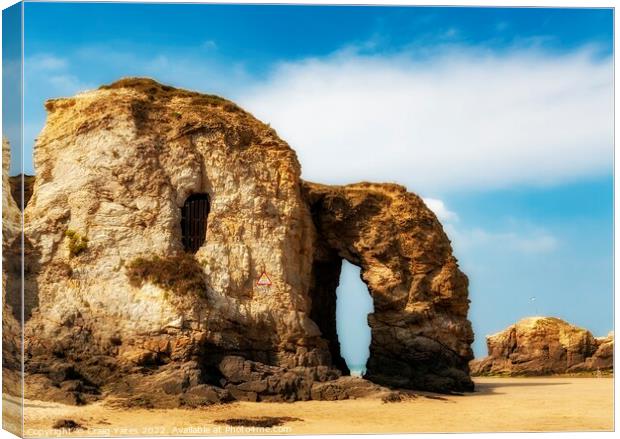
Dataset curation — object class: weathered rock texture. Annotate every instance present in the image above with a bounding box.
[303,182,474,392]
[3,139,21,240]
[587,332,614,371]
[20,78,473,405]
[2,138,23,391]
[470,317,613,376]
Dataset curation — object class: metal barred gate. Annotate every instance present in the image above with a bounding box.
[181,193,211,253]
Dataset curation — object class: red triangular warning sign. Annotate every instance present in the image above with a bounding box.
[256,272,272,286]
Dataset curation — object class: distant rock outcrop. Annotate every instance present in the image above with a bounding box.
[585,331,614,371]
[470,317,613,376]
[17,78,474,406]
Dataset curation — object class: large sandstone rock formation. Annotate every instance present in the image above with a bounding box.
[470,317,613,376]
[19,78,473,406]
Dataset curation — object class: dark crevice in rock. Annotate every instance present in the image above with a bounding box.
[308,253,350,375]
[9,174,35,210]
[4,235,40,323]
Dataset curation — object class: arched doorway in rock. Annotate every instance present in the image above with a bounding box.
[308,254,374,377]
[336,260,374,376]
[181,193,211,253]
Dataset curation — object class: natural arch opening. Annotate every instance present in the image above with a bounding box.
[181,193,211,253]
[308,255,374,376]
[336,260,374,376]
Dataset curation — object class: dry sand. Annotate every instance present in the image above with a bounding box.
[3,377,614,437]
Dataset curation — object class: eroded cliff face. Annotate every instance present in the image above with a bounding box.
[3,138,21,242]
[303,182,474,392]
[21,78,474,405]
[470,317,613,376]
[2,138,23,384]
[23,78,332,405]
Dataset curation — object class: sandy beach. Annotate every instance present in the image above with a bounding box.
[2,376,613,437]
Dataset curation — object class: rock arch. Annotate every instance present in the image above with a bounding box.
[16,78,474,406]
[303,182,474,393]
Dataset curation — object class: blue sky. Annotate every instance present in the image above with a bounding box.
[2,2,21,170]
[4,2,614,362]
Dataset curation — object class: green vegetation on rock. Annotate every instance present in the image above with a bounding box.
[65,229,88,257]
[126,254,207,298]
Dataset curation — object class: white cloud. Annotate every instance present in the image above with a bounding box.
[238,46,613,192]
[512,233,558,253]
[420,197,555,254]
[445,223,558,254]
[24,54,92,95]
[47,74,89,94]
[26,54,67,71]
[422,197,458,222]
[22,44,613,192]
[22,54,94,173]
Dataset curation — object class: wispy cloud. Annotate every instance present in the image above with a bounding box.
[22,48,250,164]
[424,197,558,254]
[26,53,67,71]
[423,197,459,222]
[239,45,612,192]
[23,42,612,192]
[25,53,92,94]
[446,225,559,254]
[22,53,94,160]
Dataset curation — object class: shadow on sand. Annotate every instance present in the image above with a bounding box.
[473,379,570,396]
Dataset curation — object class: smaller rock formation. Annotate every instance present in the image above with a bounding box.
[584,331,614,371]
[470,317,613,375]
